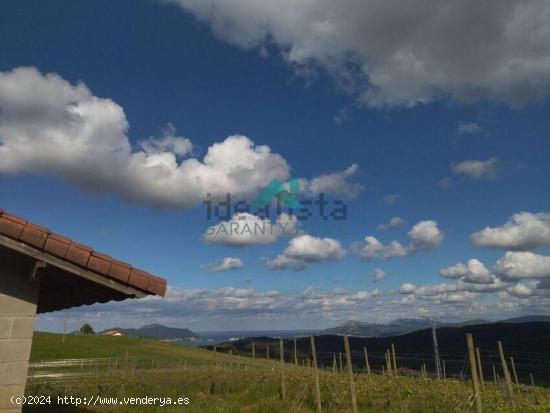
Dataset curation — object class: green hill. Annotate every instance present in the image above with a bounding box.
[31,332,207,363]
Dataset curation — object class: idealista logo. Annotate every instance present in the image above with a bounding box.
[203,178,348,221]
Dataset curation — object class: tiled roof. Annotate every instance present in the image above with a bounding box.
[0,209,166,297]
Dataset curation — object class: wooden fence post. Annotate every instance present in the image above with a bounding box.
[294,338,298,366]
[310,336,322,413]
[492,365,497,385]
[332,353,337,373]
[466,334,482,413]
[267,345,270,361]
[391,343,398,377]
[530,373,534,387]
[339,352,343,373]
[363,347,371,375]
[343,336,358,413]
[497,340,514,401]
[280,338,286,400]
[252,342,255,361]
[475,347,485,391]
[509,357,519,386]
[442,360,446,380]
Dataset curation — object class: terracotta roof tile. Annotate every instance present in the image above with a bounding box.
[0,213,26,239]
[87,252,113,275]
[0,209,166,297]
[1,211,27,225]
[147,275,167,296]
[129,268,150,291]
[20,224,50,249]
[44,234,72,258]
[108,260,132,283]
[65,242,92,267]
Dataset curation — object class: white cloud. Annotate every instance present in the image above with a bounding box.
[355,220,443,261]
[400,277,509,305]
[456,122,482,135]
[403,279,507,297]
[451,158,499,179]
[378,216,405,231]
[302,164,363,198]
[439,263,469,279]
[399,283,416,294]
[471,212,550,251]
[507,282,536,297]
[266,234,346,271]
[0,67,292,210]
[440,258,492,284]
[495,251,550,280]
[372,268,386,283]
[408,220,444,251]
[166,0,550,108]
[382,193,399,205]
[203,257,244,272]
[203,213,297,247]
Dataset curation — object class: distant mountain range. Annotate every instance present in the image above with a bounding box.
[101,324,198,340]
[211,321,550,385]
[320,315,550,337]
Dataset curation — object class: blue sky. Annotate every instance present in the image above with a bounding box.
[1,0,550,331]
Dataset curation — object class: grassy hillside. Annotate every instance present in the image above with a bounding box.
[31,332,210,364]
[24,332,550,413]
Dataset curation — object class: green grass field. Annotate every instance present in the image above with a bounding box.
[24,332,550,412]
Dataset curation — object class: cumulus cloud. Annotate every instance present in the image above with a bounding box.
[372,268,386,283]
[202,257,244,272]
[266,234,346,271]
[0,67,292,209]
[203,213,297,247]
[456,122,482,135]
[302,164,363,198]
[440,258,493,284]
[408,220,444,251]
[400,277,509,304]
[451,158,499,179]
[355,220,443,261]
[399,283,416,294]
[166,0,550,108]
[378,216,405,231]
[471,212,550,251]
[495,251,550,280]
[507,282,536,297]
